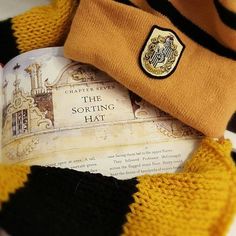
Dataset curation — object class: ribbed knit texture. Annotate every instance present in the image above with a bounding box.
[64,0,236,137]
[0,138,235,236]
[12,0,78,53]
[0,167,138,236]
[131,0,236,50]
[123,138,236,236]
[0,165,30,205]
[0,0,78,63]
[170,0,236,50]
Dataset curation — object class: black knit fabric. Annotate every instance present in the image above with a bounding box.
[227,112,236,133]
[214,0,236,30]
[232,152,236,164]
[115,0,136,7]
[0,19,19,64]
[0,166,138,236]
[146,0,236,60]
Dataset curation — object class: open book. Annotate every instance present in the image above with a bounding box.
[0,47,235,179]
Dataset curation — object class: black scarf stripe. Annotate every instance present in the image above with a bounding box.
[115,0,136,7]
[0,19,20,65]
[0,166,138,236]
[214,0,236,30]
[146,0,236,60]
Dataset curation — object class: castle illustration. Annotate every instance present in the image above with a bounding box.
[2,61,104,144]
[2,62,54,143]
[24,62,54,123]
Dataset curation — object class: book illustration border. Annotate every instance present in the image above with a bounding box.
[2,57,202,163]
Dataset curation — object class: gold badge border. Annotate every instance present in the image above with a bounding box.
[139,25,185,80]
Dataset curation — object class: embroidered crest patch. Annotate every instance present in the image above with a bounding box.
[140,26,185,79]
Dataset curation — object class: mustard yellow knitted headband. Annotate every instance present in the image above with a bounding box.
[64,0,236,137]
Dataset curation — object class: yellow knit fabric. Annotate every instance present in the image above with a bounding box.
[123,138,236,236]
[11,0,78,53]
[0,165,30,206]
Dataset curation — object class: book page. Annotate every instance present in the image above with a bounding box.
[2,47,202,179]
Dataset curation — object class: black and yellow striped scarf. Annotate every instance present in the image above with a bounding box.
[0,1,236,235]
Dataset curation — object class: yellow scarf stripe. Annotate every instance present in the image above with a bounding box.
[123,138,236,236]
[11,0,78,53]
[0,165,30,206]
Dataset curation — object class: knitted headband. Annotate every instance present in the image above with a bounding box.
[132,0,236,52]
[64,0,236,137]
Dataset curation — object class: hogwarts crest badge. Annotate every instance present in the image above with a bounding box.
[140,26,185,79]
